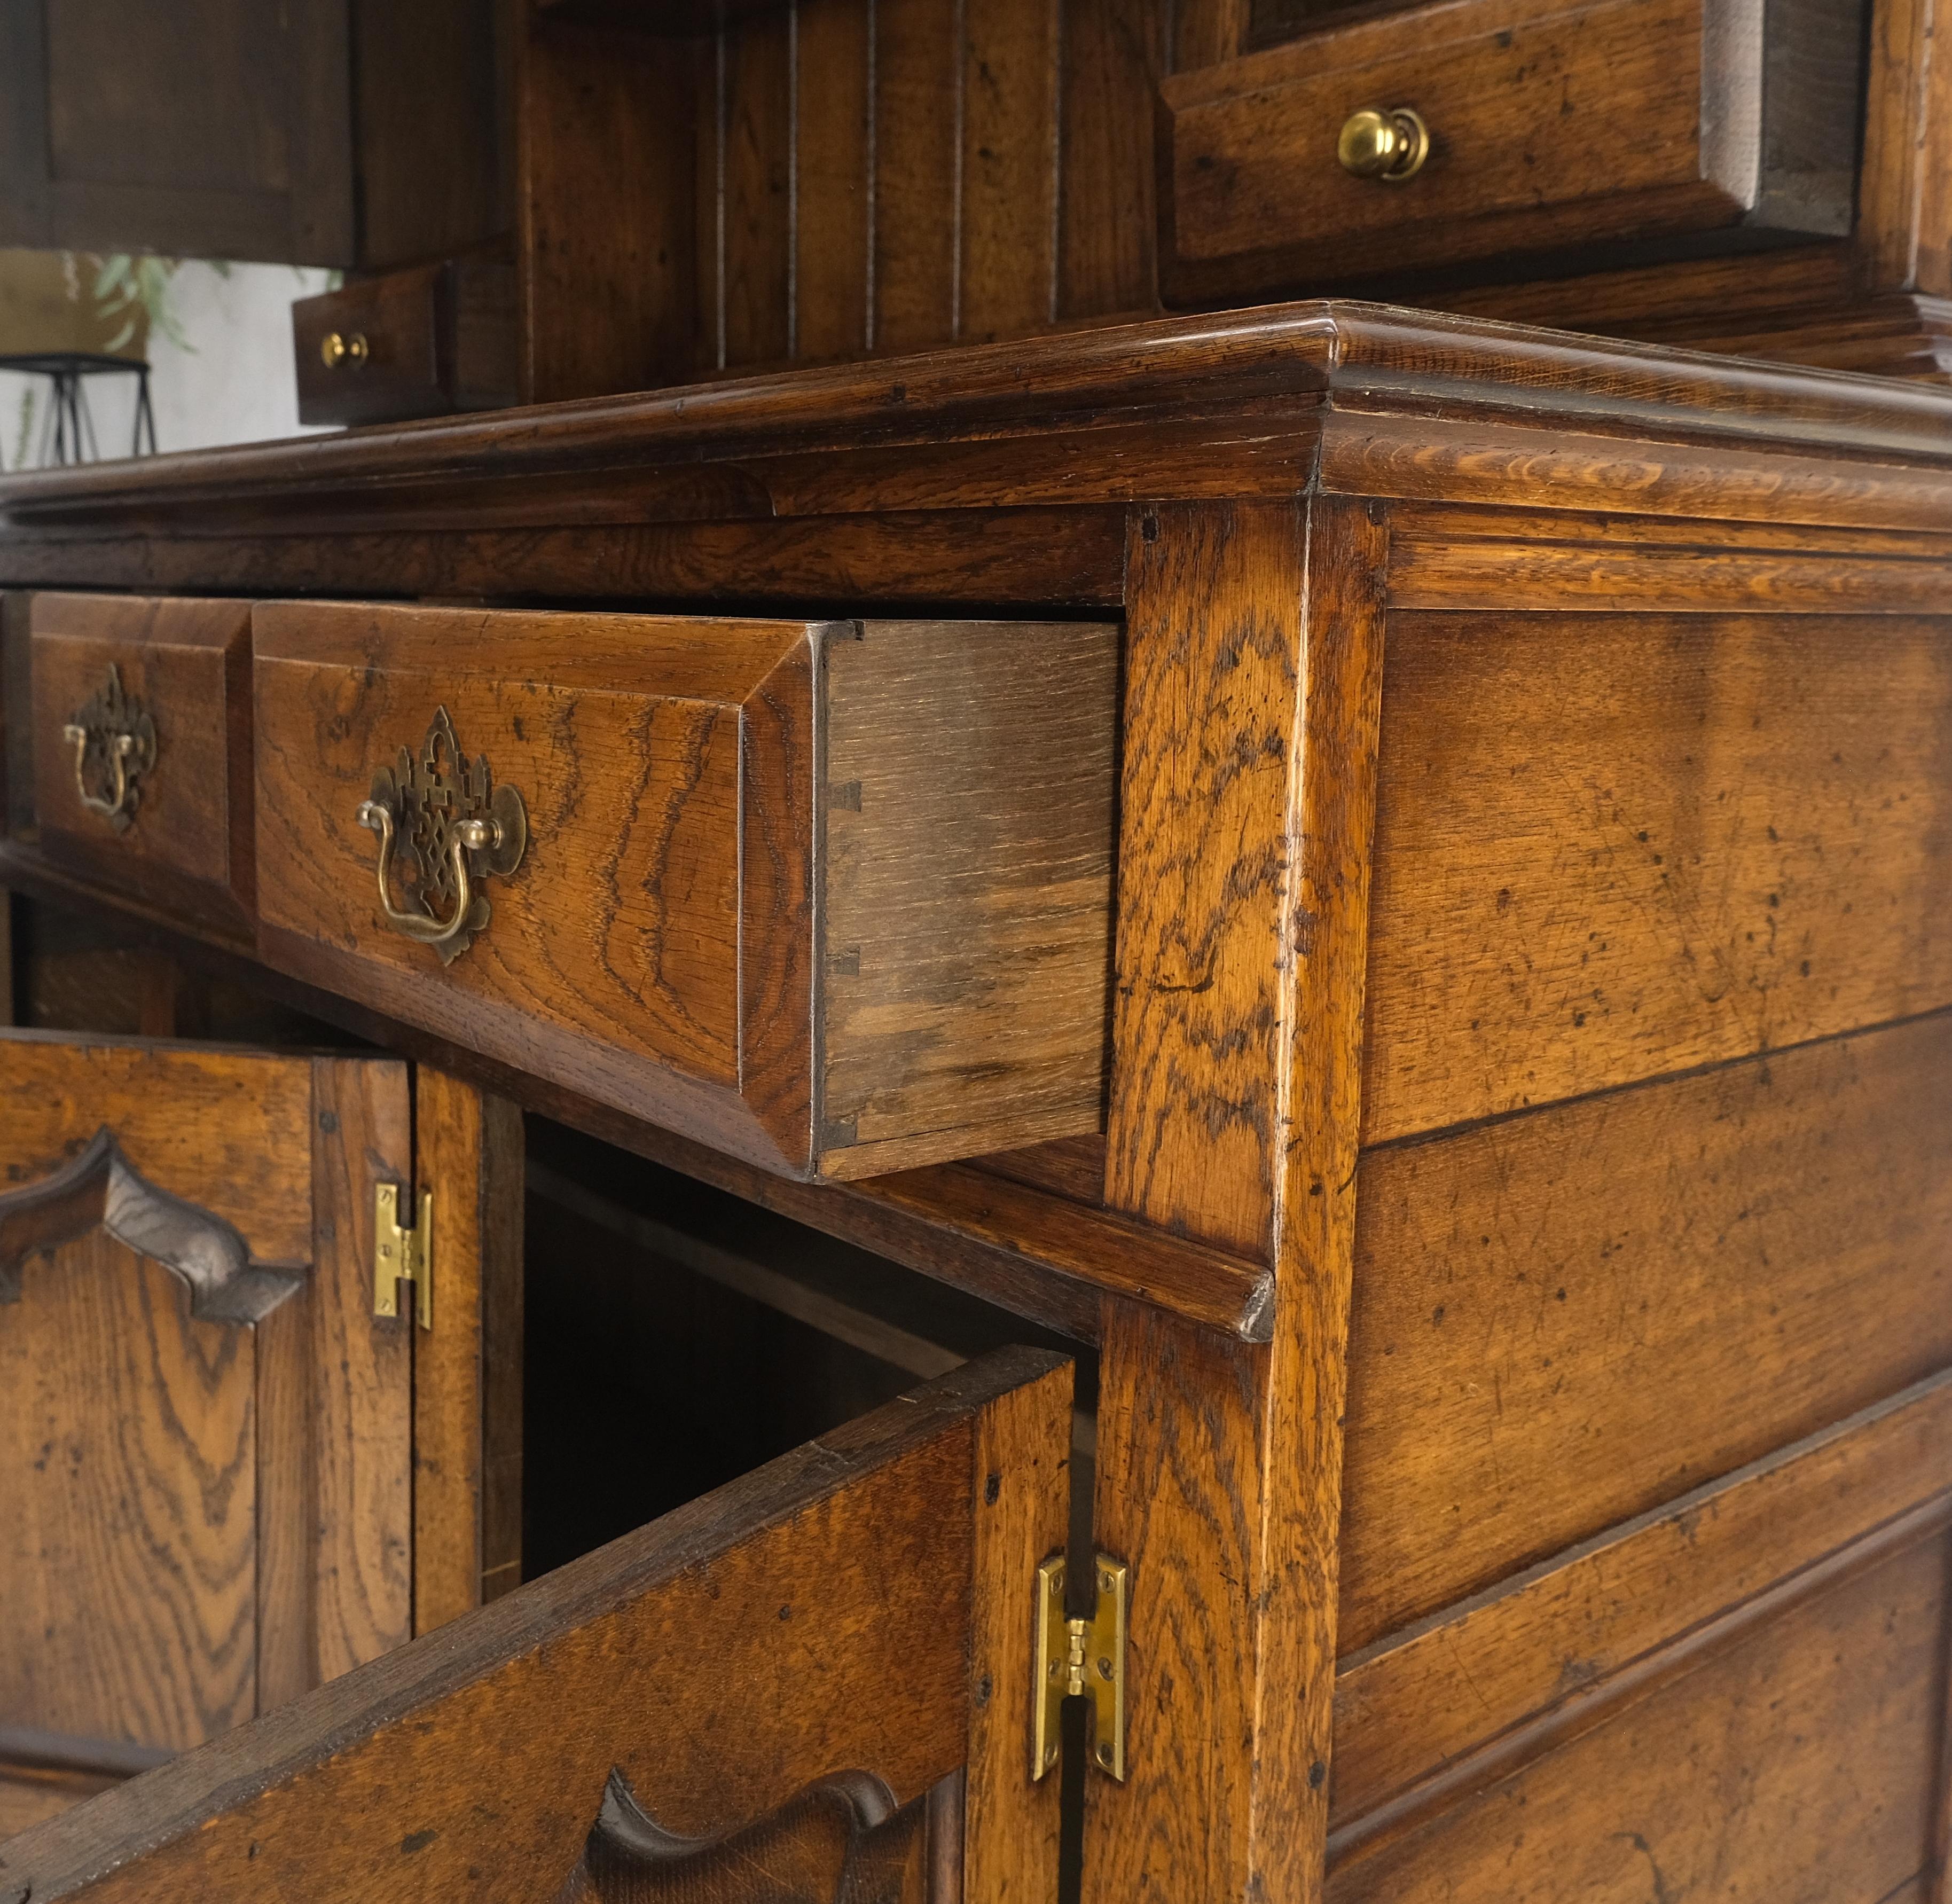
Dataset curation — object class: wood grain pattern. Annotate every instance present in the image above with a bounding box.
[872,0,961,351]
[518,15,697,402]
[1333,1371,1952,1829]
[961,0,1062,341]
[411,1073,524,1629]
[1327,1525,1949,1902]
[1103,500,1306,1259]
[1362,612,1952,1143]
[819,618,1116,1175]
[795,0,873,362]
[1087,1299,1269,1900]
[29,593,254,937]
[962,1354,1071,1902]
[1056,0,1161,320]
[1340,1013,1952,1650]
[0,1235,257,1753]
[724,10,793,366]
[1249,494,1390,1903]
[0,1349,1068,1903]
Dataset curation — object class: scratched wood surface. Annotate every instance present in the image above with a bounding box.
[1363,611,1952,1144]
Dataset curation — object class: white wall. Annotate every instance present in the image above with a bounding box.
[1,260,335,470]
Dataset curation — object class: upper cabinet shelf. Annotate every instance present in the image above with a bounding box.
[1160,0,1869,303]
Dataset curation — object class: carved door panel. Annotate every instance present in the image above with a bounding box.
[0,1345,1071,1904]
[0,1031,520,1839]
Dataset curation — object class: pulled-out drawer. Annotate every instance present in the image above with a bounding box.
[292,256,518,428]
[1161,0,1867,301]
[29,592,256,936]
[252,603,1117,1179]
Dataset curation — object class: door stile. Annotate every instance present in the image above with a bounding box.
[409,1070,524,1632]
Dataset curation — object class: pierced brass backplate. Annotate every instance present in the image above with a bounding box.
[355,706,527,964]
[62,663,156,831]
[1032,1552,1127,1783]
[373,1182,432,1329]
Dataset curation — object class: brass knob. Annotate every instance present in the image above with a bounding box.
[1337,106,1430,182]
[320,330,369,370]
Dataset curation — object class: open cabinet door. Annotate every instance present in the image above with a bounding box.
[0,1030,520,1836]
[0,1345,1071,1904]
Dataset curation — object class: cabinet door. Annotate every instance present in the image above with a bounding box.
[0,0,354,263]
[0,1031,519,1837]
[0,1346,1071,1904]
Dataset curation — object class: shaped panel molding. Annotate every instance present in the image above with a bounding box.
[0,1127,301,1322]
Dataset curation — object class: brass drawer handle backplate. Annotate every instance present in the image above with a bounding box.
[320,330,369,370]
[355,706,527,966]
[1338,105,1431,181]
[62,663,156,831]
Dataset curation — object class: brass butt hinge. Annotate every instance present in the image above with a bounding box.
[373,1183,432,1329]
[1032,1552,1128,1783]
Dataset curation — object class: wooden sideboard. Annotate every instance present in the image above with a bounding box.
[0,302,1948,1902]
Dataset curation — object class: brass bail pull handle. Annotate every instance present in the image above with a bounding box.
[62,664,156,832]
[354,707,528,965]
[1338,105,1431,181]
[64,724,137,819]
[356,797,501,952]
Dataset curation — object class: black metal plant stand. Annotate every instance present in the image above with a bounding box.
[0,352,157,466]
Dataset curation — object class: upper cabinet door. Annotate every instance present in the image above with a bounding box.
[0,1346,1073,1904]
[0,1031,520,1839]
[1160,0,1870,302]
[0,0,505,269]
[0,0,355,264]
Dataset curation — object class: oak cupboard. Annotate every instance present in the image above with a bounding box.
[0,303,1949,1901]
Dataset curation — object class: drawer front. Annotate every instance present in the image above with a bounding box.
[30,593,255,934]
[252,602,1116,1180]
[292,260,517,428]
[1162,0,1863,300]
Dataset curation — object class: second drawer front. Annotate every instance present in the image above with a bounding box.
[1161,0,1864,298]
[30,592,255,934]
[252,602,1116,1180]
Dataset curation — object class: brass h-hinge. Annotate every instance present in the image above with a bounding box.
[373,1183,432,1329]
[1032,1552,1128,1783]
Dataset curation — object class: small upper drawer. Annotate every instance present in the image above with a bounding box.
[252,603,1117,1181]
[1161,0,1866,301]
[292,256,518,429]
[30,593,255,936]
